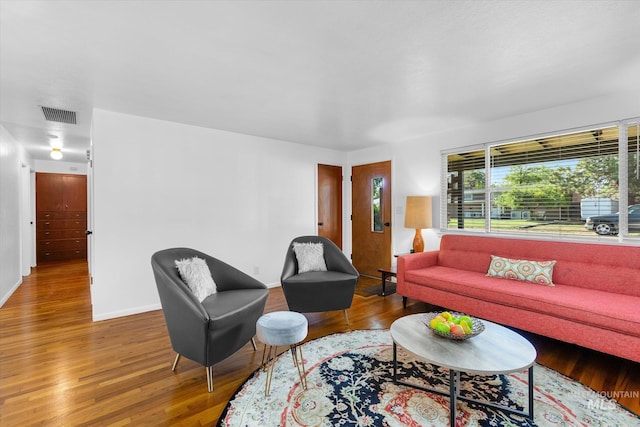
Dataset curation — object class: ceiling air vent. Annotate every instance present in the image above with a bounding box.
[40,106,77,124]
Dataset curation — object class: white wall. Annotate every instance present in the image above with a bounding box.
[91,109,344,320]
[0,125,32,306]
[68,90,640,320]
[34,159,88,175]
[349,90,640,262]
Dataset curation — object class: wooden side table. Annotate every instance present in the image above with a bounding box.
[376,266,396,296]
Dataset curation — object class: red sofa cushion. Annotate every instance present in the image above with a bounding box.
[405,266,640,337]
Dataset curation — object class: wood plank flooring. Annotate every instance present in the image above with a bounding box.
[1,260,638,426]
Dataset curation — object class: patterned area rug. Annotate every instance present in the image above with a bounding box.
[218,329,639,426]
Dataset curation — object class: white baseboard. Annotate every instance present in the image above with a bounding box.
[0,278,23,308]
[92,303,162,322]
[91,283,281,321]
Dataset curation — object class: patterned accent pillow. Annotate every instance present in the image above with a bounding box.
[175,257,217,301]
[487,255,556,286]
[293,242,328,274]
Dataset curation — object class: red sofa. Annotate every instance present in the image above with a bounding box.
[397,234,640,362]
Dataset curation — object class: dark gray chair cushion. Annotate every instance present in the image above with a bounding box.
[280,236,359,313]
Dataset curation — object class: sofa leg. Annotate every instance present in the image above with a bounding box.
[251,337,258,351]
[206,366,214,392]
[172,353,181,371]
[343,309,349,325]
[402,297,407,308]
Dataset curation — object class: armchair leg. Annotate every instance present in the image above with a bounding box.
[343,309,349,325]
[172,353,181,371]
[251,337,258,351]
[206,366,214,393]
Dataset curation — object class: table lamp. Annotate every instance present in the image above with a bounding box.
[404,196,432,252]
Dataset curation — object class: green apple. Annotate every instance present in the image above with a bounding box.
[435,322,451,334]
[429,315,445,329]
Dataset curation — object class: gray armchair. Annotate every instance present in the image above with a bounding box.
[151,248,269,392]
[280,236,359,323]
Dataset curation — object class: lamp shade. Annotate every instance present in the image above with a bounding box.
[404,196,432,229]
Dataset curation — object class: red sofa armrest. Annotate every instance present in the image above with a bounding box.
[397,251,439,296]
[398,251,439,272]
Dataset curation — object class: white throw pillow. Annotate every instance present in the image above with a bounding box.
[175,257,217,302]
[292,242,328,274]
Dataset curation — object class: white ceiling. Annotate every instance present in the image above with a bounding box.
[2,1,640,164]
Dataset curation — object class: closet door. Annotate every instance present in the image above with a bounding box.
[62,175,87,212]
[36,173,63,211]
[36,173,87,262]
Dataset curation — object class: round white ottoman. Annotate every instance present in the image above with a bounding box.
[256,311,308,396]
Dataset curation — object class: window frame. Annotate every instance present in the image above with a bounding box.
[440,118,640,244]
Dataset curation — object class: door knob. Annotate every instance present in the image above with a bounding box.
[85,230,93,235]
[318,222,324,226]
[384,222,391,227]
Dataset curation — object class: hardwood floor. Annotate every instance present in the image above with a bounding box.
[1,260,638,426]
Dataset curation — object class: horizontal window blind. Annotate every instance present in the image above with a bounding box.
[446,149,485,231]
[627,123,640,237]
[443,119,640,241]
[489,126,619,236]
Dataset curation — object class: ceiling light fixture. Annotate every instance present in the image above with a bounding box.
[50,147,63,160]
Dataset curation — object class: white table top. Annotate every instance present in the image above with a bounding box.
[390,313,537,375]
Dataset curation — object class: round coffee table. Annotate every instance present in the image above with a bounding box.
[390,313,537,426]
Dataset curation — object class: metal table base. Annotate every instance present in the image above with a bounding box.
[392,342,534,426]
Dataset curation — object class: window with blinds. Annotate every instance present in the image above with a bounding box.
[446,149,486,231]
[443,119,640,241]
[627,123,640,237]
